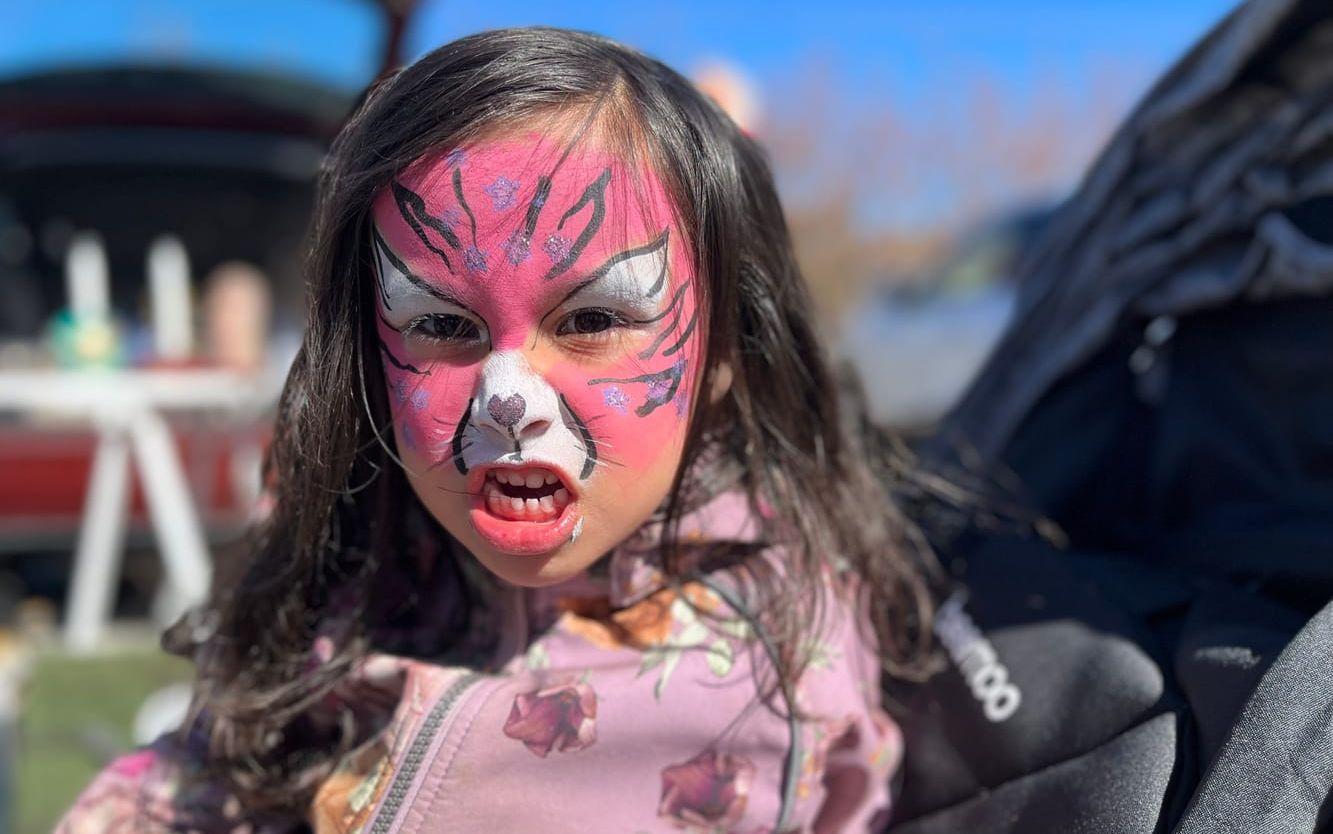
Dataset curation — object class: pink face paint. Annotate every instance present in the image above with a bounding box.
[371,136,701,556]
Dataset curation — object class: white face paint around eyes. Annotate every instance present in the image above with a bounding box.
[561,229,671,320]
[373,230,482,331]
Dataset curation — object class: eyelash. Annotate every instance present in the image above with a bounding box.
[554,307,632,339]
[398,307,635,347]
[404,313,483,344]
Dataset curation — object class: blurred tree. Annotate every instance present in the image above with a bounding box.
[760,58,1144,324]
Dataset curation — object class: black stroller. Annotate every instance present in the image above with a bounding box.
[886,0,1333,831]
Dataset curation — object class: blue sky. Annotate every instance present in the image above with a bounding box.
[2,1,384,87]
[3,0,1240,227]
[408,0,1238,107]
[6,0,1238,104]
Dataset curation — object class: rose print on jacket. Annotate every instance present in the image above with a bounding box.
[502,680,598,757]
[658,749,757,831]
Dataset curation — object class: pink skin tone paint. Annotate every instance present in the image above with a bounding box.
[371,137,700,560]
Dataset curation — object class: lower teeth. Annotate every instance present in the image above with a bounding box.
[486,483,565,520]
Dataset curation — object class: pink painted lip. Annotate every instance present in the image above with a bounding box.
[467,463,583,557]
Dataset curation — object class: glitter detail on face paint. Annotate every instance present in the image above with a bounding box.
[674,390,689,418]
[400,420,420,451]
[543,233,572,263]
[484,176,521,211]
[646,376,673,402]
[487,393,527,428]
[502,231,531,265]
[603,386,630,414]
[464,246,488,273]
[410,388,430,411]
[587,359,687,419]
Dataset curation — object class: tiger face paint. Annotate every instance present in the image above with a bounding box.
[371,136,700,586]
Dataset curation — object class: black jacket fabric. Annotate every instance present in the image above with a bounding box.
[892,0,1333,830]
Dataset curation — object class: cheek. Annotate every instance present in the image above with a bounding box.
[546,349,696,477]
[380,339,479,462]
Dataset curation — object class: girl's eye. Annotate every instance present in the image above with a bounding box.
[408,313,481,342]
[557,308,623,337]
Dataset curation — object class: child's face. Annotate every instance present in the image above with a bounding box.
[370,136,701,588]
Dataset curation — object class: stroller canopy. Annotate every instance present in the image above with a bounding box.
[895,1,1333,831]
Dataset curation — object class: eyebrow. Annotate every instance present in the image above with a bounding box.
[372,226,476,314]
[536,229,673,328]
[587,228,669,293]
[538,275,598,328]
[544,168,613,281]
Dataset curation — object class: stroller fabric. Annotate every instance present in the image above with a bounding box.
[892,0,1333,831]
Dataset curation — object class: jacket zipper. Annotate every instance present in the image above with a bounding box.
[367,671,482,834]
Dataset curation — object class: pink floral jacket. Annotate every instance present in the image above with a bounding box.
[56,495,902,833]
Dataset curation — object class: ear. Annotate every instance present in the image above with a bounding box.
[708,361,733,405]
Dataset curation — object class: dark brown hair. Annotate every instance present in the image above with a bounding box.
[178,26,937,817]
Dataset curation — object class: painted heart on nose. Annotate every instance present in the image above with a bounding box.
[487,393,527,428]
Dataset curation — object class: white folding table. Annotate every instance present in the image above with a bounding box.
[0,369,275,652]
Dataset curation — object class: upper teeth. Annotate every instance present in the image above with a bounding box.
[492,468,561,488]
[483,466,573,521]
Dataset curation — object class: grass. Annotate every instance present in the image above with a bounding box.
[16,645,192,834]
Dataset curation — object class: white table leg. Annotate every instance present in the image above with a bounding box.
[129,410,212,626]
[64,427,131,653]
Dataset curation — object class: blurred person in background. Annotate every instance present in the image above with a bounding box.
[201,262,272,375]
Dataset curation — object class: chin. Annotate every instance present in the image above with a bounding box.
[416,476,615,589]
[470,544,599,589]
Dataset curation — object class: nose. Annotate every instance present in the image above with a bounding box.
[485,393,551,440]
[487,393,525,427]
[473,352,558,443]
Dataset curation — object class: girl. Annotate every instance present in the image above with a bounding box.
[57,27,933,834]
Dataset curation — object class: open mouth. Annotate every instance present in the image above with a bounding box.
[482,467,573,522]
[468,464,583,556]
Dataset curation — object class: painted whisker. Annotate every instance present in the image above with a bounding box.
[425,441,475,470]
[661,313,698,358]
[583,455,627,472]
[638,302,686,360]
[379,339,429,375]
